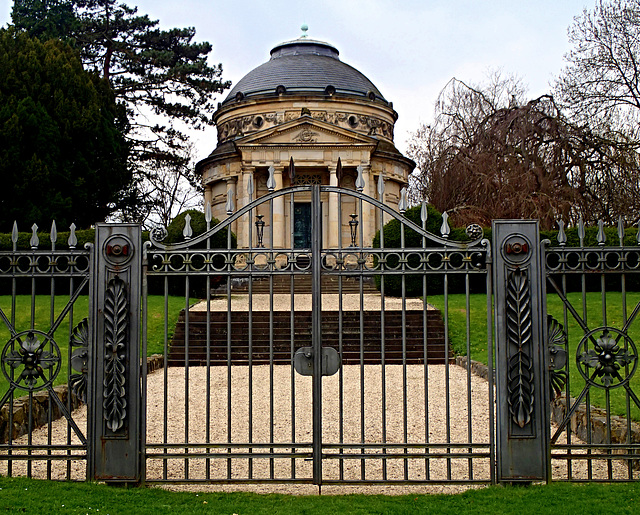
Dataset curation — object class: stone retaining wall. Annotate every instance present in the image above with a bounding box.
[0,354,164,444]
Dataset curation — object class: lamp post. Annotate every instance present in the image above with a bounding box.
[349,214,358,247]
[255,215,265,248]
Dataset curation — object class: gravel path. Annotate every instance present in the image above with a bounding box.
[2,363,635,494]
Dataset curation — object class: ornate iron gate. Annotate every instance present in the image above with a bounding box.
[2,187,640,486]
[140,182,494,486]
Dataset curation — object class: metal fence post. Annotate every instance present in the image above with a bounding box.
[87,224,142,483]
[492,220,550,483]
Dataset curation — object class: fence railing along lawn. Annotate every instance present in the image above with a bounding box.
[0,295,184,394]
[430,292,640,421]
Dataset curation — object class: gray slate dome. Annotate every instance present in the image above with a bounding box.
[223,37,387,105]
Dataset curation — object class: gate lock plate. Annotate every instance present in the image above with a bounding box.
[294,347,340,376]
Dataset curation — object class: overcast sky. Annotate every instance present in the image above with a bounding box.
[0,0,592,160]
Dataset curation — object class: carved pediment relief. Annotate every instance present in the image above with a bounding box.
[235,118,377,148]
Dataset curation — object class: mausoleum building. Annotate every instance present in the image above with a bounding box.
[196,29,415,248]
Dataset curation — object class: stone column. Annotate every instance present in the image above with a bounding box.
[239,167,255,248]
[273,166,285,248]
[328,165,339,248]
[361,165,374,247]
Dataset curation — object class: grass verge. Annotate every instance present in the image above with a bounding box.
[0,476,639,514]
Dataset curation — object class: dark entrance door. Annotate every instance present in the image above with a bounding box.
[294,202,312,248]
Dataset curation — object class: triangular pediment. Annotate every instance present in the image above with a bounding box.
[235,116,377,147]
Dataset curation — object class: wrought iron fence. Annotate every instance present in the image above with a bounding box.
[0,222,90,481]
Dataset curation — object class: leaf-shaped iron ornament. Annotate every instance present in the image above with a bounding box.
[440,212,450,239]
[30,224,39,249]
[547,315,568,400]
[69,318,89,403]
[355,164,365,192]
[557,219,566,246]
[267,165,276,191]
[103,277,128,432]
[578,217,585,246]
[420,202,428,225]
[183,213,193,240]
[226,188,235,215]
[506,268,534,429]
[398,187,408,214]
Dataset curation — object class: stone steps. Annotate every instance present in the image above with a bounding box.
[168,309,448,366]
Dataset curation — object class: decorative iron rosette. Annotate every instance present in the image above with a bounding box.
[69,318,89,403]
[547,315,568,400]
[577,327,638,389]
[1,330,61,391]
[506,268,535,429]
[103,277,128,432]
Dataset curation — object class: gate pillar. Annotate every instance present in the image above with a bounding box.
[88,224,142,483]
[492,221,549,483]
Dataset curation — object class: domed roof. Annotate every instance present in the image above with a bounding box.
[222,35,387,106]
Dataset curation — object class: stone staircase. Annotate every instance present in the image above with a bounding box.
[168,308,448,366]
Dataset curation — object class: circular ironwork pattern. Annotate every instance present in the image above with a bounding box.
[576,327,638,389]
[1,330,62,391]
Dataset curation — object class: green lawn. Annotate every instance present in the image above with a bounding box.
[430,291,640,420]
[0,476,639,514]
[0,295,185,395]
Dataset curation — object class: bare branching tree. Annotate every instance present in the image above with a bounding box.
[408,77,640,229]
[555,0,640,134]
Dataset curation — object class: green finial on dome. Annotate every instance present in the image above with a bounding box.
[301,23,309,38]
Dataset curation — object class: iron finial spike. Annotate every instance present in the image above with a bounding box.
[377,173,385,198]
[421,202,428,226]
[557,219,566,246]
[355,164,365,192]
[30,223,39,249]
[398,187,408,214]
[183,213,193,240]
[205,202,212,232]
[289,157,296,183]
[637,219,640,245]
[336,157,343,185]
[618,216,625,246]
[578,216,585,247]
[68,223,77,249]
[226,188,235,215]
[11,221,18,248]
[597,219,606,245]
[267,165,276,191]
[440,212,450,239]
[50,220,57,246]
[247,173,254,197]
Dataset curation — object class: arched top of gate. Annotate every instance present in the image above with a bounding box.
[148,185,486,251]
